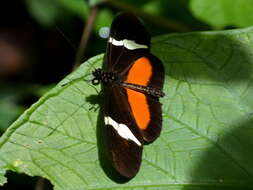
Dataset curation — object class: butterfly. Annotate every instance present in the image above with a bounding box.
[92,12,165,178]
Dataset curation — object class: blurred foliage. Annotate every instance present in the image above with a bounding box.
[190,0,253,28]
[1,0,253,189]
[23,0,253,31]
[142,0,207,29]
[0,85,25,132]
[88,0,103,7]
[0,84,52,133]
[0,101,23,132]
[94,9,113,34]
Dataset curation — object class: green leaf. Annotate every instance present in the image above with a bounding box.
[1,27,253,189]
[190,0,253,28]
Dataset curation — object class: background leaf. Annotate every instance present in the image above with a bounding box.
[190,0,253,28]
[1,27,253,189]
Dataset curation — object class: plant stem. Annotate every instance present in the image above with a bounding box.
[74,6,99,66]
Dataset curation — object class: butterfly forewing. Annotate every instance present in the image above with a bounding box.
[106,13,150,71]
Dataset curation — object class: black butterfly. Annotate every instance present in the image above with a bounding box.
[92,13,165,178]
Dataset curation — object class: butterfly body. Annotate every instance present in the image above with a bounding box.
[92,13,165,178]
[92,69,164,97]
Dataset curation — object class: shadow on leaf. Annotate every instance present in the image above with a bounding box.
[86,91,131,183]
[181,118,253,190]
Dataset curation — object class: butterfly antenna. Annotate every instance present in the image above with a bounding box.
[85,59,97,71]
[60,72,100,94]
[55,26,77,51]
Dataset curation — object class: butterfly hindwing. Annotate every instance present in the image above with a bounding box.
[104,86,143,178]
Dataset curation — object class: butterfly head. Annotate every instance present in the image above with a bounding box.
[92,68,118,85]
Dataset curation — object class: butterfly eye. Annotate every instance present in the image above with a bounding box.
[91,78,100,85]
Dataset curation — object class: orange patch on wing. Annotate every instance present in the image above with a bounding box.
[125,57,152,129]
[126,89,150,129]
[125,57,152,85]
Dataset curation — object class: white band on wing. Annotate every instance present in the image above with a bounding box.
[104,116,142,146]
[109,37,148,50]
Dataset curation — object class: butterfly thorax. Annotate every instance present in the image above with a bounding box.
[92,68,118,85]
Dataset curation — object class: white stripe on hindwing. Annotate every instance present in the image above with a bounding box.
[104,116,142,146]
[109,37,148,50]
